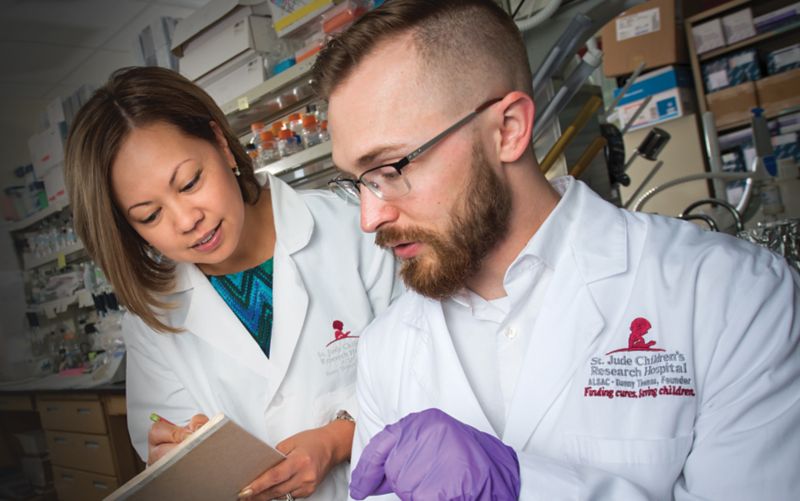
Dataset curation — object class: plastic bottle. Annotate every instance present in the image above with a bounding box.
[245,143,260,168]
[301,115,323,148]
[319,120,330,143]
[249,122,266,151]
[278,129,301,158]
[258,131,279,165]
[751,108,784,220]
[288,113,304,136]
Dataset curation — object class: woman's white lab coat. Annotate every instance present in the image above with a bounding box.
[123,175,398,500]
[353,178,800,500]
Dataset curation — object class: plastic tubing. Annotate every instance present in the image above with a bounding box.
[539,95,603,174]
[630,172,757,212]
[516,0,563,33]
[532,13,593,99]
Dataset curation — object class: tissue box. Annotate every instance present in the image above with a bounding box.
[269,0,336,37]
[692,18,726,55]
[727,49,761,85]
[721,8,756,44]
[767,44,800,75]
[702,58,730,92]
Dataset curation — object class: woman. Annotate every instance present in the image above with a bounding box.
[64,66,398,500]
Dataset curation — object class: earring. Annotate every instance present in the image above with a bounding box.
[233,165,241,177]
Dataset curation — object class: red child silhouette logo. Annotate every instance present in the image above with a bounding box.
[605,317,665,355]
[326,320,359,347]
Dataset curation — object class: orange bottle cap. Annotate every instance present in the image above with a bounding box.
[278,129,294,139]
[302,115,317,127]
[289,113,301,121]
[259,131,274,141]
[250,122,265,133]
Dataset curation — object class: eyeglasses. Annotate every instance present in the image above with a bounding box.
[328,97,503,204]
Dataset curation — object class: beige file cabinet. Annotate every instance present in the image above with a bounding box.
[35,392,140,501]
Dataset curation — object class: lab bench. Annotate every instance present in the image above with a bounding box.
[0,384,143,501]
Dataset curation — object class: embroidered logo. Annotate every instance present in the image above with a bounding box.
[583,316,695,400]
[318,319,359,377]
[326,320,359,347]
[605,317,665,355]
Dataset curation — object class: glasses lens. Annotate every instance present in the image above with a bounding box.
[361,166,411,201]
[328,180,361,205]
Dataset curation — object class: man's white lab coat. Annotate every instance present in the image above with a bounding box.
[353,177,800,500]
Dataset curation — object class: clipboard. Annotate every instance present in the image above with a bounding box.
[105,413,285,500]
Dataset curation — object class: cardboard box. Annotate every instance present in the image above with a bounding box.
[727,49,761,85]
[196,49,270,105]
[767,44,800,75]
[27,121,67,178]
[722,8,756,44]
[692,18,726,55]
[601,0,688,77]
[706,81,758,129]
[268,0,336,38]
[702,58,730,92]
[171,0,275,81]
[612,66,695,130]
[756,68,800,116]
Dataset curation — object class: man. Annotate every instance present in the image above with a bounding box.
[313,0,800,499]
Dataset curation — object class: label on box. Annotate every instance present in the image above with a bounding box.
[708,70,730,90]
[729,51,755,67]
[774,46,800,69]
[616,7,661,41]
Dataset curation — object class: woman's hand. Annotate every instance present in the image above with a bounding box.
[147,413,209,465]
[240,419,354,500]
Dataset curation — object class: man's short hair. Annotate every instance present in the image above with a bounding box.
[312,0,533,102]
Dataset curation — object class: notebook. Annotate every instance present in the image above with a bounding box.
[105,413,285,500]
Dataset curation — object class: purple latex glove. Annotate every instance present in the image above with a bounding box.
[350,408,520,500]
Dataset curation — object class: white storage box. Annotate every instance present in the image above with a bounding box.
[41,163,67,204]
[172,0,276,81]
[722,8,756,44]
[196,49,269,106]
[27,122,67,178]
[692,18,726,54]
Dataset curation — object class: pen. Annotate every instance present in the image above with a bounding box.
[149,412,177,427]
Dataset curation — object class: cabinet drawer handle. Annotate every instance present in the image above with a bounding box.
[77,407,92,414]
[93,481,109,490]
[84,441,100,449]
[46,406,59,412]
[54,436,68,444]
[61,473,75,482]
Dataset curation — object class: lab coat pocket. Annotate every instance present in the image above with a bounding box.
[313,384,357,424]
[564,434,692,465]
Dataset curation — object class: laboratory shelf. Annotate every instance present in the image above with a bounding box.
[29,288,94,319]
[255,140,334,178]
[699,20,800,62]
[23,240,85,270]
[222,54,318,135]
[5,198,69,232]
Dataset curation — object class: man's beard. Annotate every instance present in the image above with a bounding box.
[375,141,512,299]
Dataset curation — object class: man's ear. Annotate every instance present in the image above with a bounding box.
[496,91,535,164]
[209,121,236,166]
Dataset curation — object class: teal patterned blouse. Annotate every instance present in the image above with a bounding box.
[208,258,274,358]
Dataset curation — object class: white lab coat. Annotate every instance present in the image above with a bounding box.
[353,178,800,500]
[124,175,399,500]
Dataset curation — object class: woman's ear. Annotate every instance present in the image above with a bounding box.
[209,120,236,167]
[496,91,535,164]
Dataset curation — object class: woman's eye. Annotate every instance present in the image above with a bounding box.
[180,171,202,192]
[141,209,161,224]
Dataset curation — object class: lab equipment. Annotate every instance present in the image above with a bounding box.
[539,95,603,175]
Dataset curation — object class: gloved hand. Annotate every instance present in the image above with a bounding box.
[350,408,520,500]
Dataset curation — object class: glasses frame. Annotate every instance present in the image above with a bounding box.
[328,96,503,203]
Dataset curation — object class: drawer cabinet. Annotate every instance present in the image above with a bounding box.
[46,430,116,476]
[38,398,107,434]
[52,465,118,501]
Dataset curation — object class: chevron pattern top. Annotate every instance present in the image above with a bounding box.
[208,258,274,358]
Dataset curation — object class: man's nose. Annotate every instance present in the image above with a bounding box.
[360,190,399,233]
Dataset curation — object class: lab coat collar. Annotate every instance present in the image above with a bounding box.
[171,173,313,294]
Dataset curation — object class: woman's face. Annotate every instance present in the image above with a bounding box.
[111,120,247,268]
